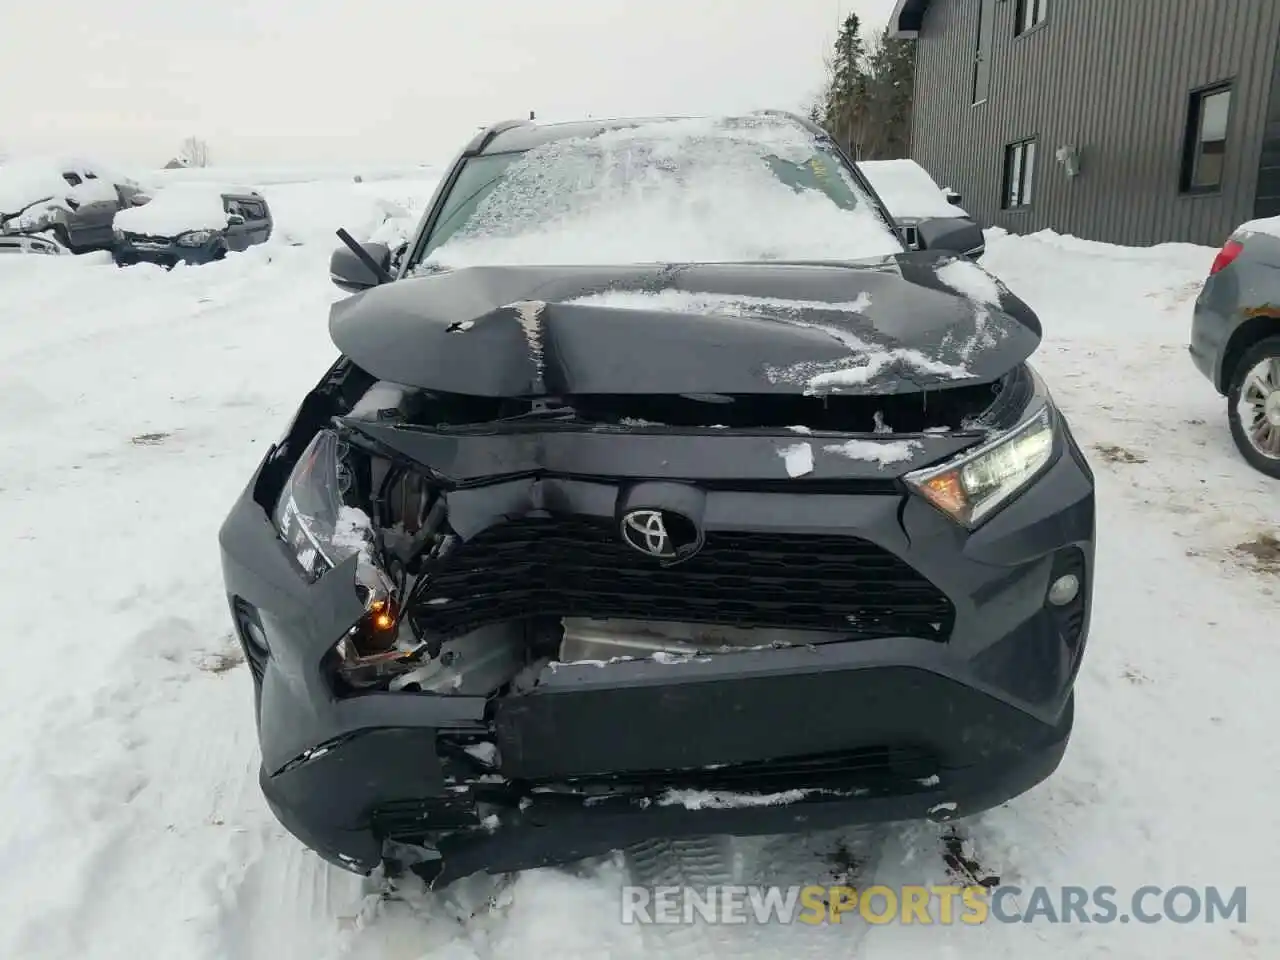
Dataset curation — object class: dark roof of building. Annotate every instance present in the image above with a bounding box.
[889,0,931,37]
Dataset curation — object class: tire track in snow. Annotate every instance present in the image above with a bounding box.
[625,836,739,958]
[622,827,889,959]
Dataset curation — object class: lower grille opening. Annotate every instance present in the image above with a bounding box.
[372,797,482,839]
[556,745,939,793]
[409,517,955,641]
[372,746,940,843]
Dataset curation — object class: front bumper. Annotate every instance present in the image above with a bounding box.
[219,410,1095,885]
[114,237,221,267]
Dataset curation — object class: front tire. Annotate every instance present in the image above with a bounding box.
[1226,334,1280,479]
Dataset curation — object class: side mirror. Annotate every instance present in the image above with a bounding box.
[227,213,246,226]
[946,192,963,206]
[330,239,391,293]
[914,216,985,260]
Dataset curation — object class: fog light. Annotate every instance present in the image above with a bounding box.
[243,618,269,653]
[1047,574,1080,606]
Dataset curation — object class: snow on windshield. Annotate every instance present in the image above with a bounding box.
[424,116,904,268]
[113,185,230,236]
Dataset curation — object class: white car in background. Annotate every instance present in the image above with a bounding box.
[0,157,150,253]
[0,234,67,256]
[858,158,985,260]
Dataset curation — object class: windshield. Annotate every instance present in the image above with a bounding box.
[409,116,904,272]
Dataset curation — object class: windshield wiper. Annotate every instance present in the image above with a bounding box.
[495,405,579,423]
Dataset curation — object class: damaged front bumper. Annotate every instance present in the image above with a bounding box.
[218,386,1094,886]
[262,682,1072,888]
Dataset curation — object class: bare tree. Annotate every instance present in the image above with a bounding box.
[179,137,211,168]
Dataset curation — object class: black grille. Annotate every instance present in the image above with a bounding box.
[410,517,954,640]
[372,797,481,839]
[561,744,938,792]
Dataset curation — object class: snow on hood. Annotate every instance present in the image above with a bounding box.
[0,157,120,218]
[421,115,905,269]
[329,257,1042,398]
[857,159,967,219]
[113,184,230,236]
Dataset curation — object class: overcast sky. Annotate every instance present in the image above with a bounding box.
[0,0,896,168]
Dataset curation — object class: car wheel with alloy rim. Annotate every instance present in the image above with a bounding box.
[1227,334,1280,478]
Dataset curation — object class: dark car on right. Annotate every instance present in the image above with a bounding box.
[1190,218,1280,477]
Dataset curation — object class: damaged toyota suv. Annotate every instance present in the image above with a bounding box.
[218,112,1095,888]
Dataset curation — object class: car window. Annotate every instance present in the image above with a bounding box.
[239,200,266,220]
[62,172,83,186]
[407,118,902,272]
[416,153,524,261]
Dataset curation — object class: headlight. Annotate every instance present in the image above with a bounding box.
[17,212,53,232]
[273,429,382,588]
[177,230,214,246]
[904,403,1055,527]
[273,429,424,684]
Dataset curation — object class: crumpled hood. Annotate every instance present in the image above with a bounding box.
[329,251,1041,397]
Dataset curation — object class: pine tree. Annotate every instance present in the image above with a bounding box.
[821,13,869,157]
[862,26,917,159]
[815,15,916,161]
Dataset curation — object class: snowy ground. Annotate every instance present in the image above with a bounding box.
[0,175,1276,959]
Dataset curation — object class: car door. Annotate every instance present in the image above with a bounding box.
[65,169,117,249]
[238,198,272,247]
[222,197,254,252]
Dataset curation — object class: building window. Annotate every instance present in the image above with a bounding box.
[972,0,995,105]
[1180,83,1232,193]
[1003,139,1037,209]
[1015,0,1048,35]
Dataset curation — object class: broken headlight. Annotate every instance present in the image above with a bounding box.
[273,428,428,685]
[905,398,1055,528]
[273,429,377,584]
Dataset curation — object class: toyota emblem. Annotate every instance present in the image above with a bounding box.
[619,509,702,562]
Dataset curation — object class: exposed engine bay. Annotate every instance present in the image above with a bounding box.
[259,355,1027,701]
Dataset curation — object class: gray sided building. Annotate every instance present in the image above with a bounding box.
[890,0,1280,247]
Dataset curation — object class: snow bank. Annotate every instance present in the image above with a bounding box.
[262,178,439,247]
[113,184,230,235]
[149,163,441,187]
[858,158,967,218]
[426,115,904,268]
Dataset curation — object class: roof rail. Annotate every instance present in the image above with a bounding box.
[750,109,830,139]
[465,118,535,154]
